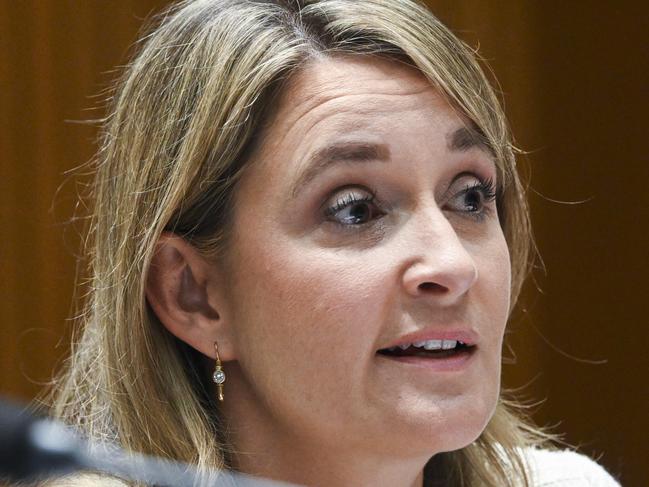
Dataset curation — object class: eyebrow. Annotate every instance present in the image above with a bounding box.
[290,126,494,198]
[290,141,390,197]
[447,126,495,157]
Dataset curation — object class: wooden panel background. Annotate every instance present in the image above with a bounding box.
[1,2,646,485]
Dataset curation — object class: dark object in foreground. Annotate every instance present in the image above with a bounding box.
[0,397,292,486]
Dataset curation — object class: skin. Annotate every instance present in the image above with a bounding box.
[146,56,511,487]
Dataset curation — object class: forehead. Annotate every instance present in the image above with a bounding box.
[268,56,450,142]
[288,55,433,109]
[249,55,483,174]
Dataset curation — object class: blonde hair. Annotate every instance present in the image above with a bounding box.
[46,0,561,485]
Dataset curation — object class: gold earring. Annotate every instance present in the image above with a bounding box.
[212,341,226,402]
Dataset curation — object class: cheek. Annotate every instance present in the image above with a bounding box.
[475,233,511,354]
[227,235,389,385]
[484,245,511,317]
[494,237,512,321]
[474,221,511,296]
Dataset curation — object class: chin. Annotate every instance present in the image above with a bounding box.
[437,394,498,453]
[397,392,498,456]
[436,419,489,453]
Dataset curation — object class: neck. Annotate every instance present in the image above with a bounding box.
[239,444,426,487]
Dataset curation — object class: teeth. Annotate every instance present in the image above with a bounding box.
[385,339,467,353]
[423,339,443,350]
[441,340,457,350]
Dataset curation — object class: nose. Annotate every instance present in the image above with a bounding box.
[401,207,479,305]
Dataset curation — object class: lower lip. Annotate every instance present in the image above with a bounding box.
[377,348,477,372]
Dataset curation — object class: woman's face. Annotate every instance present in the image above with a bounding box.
[218,56,511,460]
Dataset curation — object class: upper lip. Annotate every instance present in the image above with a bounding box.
[378,328,479,350]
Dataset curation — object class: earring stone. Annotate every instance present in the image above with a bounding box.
[213,369,225,384]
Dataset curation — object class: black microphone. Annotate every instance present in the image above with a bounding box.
[0,397,85,482]
[0,397,293,486]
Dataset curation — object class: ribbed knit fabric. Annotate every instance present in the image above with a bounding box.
[524,448,622,486]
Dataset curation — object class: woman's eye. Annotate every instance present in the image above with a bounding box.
[323,190,384,227]
[446,177,497,219]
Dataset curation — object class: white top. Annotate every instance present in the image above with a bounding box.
[48,448,623,486]
[524,447,622,486]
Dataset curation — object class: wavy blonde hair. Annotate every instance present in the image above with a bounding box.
[46,0,561,485]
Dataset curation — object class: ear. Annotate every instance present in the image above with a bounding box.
[146,232,235,361]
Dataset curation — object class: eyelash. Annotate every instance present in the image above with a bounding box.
[323,177,498,228]
[323,188,383,227]
[455,177,497,222]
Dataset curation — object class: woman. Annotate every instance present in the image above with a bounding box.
[46,0,621,485]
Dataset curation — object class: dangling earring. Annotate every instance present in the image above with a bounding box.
[212,341,226,402]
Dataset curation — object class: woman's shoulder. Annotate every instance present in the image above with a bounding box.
[521,447,622,486]
[39,473,128,486]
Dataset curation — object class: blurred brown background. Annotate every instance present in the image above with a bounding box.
[1,1,646,485]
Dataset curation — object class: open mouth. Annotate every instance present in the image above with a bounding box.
[377,342,475,359]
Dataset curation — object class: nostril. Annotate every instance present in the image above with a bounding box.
[418,282,447,293]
